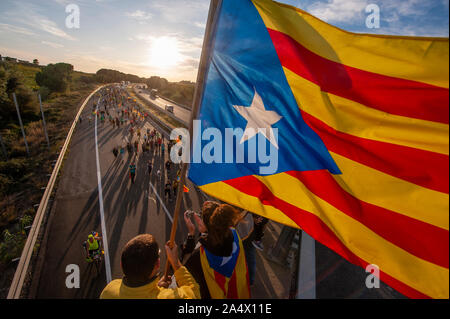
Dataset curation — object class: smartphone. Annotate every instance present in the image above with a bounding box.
[185,210,194,218]
[186,210,200,218]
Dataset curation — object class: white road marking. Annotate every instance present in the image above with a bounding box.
[297,231,316,299]
[94,96,112,283]
[148,180,173,223]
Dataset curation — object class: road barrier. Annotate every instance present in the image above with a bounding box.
[7,85,105,299]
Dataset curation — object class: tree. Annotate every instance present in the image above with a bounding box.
[146,76,168,90]
[95,68,145,84]
[32,59,39,65]
[0,61,37,125]
[35,63,73,93]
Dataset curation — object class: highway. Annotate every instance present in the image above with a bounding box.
[29,89,201,297]
[29,86,289,298]
[27,85,404,299]
[132,85,191,125]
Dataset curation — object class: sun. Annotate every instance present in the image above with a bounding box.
[149,36,182,69]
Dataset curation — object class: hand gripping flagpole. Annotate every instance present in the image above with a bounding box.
[164,0,223,279]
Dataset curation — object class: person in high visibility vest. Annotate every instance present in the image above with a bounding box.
[84,231,102,261]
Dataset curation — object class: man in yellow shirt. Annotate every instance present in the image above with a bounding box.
[100,234,200,299]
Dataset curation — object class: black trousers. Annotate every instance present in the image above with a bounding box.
[253,215,269,242]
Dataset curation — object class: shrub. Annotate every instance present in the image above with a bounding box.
[35,63,73,93]
[0,174,17,195]
[20,214,33,232]
[0,229,25,263]
[0,158,28,179]
[38,86,51,101]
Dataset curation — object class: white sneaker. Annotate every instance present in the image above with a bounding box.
[252,240,264,251]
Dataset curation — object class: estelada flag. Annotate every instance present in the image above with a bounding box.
[188,0,449,298]
[199,228,250,298]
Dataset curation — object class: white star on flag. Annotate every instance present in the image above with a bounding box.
[233,89,282,149]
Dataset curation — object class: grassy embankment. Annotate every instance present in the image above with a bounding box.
[0,62,97,297]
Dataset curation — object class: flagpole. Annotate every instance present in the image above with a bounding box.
[164,0,222,279]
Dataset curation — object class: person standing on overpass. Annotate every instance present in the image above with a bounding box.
[100,234,200,299]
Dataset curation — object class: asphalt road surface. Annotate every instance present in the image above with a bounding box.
[31,91,206,298]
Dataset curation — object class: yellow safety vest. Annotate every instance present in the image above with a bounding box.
[88,239,99,251]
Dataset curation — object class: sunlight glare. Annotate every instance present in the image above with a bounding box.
[149,36,182,69]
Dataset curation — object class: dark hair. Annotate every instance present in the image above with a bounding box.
[121,234,159,283]
[207,204,239,248]
[201,201,220,230]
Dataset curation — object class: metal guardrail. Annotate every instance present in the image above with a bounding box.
[7,85,105,299]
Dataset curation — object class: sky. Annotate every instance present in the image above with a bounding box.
[0,0,448,82]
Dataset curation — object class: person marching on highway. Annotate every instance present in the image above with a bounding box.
[156,169,162,181]
[172,179,178,196]
[147,160,153,177]
[83,231,102,262]
[119,145,125,162]
[150,139,154,153]
[157,136,162,154]
[164,181,172,202]
[129,162,136,184]
[165,160,171,176]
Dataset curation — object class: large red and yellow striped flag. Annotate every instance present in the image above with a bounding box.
[188,0,449,298]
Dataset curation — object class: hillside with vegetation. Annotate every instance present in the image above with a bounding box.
[0,59,97,297]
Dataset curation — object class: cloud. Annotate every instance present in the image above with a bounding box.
[36,17,77,40]
[41,40,64,48]
[149,0,209,24]
[52,0,71,5]
[0,23,35,36]
[376,0,449,36]
[307,0,368,23]
[194,22,206,28]
[126,10,153,22]
[3,2,77,41]
[296,0,448,37]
